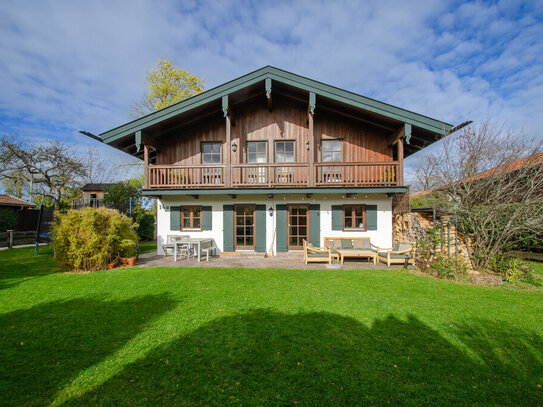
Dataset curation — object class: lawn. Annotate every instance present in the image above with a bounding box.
[1,248,542,406]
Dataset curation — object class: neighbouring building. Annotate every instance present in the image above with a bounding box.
[72,183,113,209]
[97,66,456,255]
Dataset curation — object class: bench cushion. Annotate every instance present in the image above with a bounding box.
[353,239,370,250]
[307,252,329,258]
[327,239,341,253]
[341,239,353,249]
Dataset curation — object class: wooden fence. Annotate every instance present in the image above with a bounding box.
[0,230,37,248]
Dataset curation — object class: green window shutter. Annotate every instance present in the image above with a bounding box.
[309,204,320,247]
[201,206,212,230]
[331,205,343,231]
[276,204,287,252]
[223,205,234,252]
[366,205,378,231]
[255,204,266,252]
[170,206,180,231]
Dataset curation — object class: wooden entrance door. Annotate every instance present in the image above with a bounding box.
[235,205,255,250]
[288,205,309,250]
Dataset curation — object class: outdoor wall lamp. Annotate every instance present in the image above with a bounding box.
[232,142,237,152]
[305,141,310,150]
[268,206,274,217]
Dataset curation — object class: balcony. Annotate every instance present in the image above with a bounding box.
[147,162,401,189]
[71,198,104,209]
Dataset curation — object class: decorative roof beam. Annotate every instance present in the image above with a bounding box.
[222,95,235,126]
[387,123,412,146]
[309,92,316,116]
[265,78,272,111]
[135,130,160,153]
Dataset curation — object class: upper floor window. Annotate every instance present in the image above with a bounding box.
[275,140,295,163]
[201,142,221,164]
[322,139,343,162]
[247,141,267,163]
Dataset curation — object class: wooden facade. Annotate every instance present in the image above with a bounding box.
[146,94,403,190]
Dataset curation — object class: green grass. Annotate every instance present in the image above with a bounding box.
[1,248,542,406]
[137,241,157,254]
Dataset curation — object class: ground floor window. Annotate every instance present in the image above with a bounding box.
[344,205,366,230]
[181,206,201,230]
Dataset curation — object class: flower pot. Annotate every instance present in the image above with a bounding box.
[108,261,117,269]
[120,257,128,266]
[127,257,137,267]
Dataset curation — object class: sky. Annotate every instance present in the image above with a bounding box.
[1,0,542,182]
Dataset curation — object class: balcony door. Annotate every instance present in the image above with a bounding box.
[235,205,255,250]
[288,205,309,250]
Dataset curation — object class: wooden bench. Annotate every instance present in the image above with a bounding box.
[324,237,379,263]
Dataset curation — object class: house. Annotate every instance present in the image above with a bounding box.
[72,183,112,209]
[98,66,454,255]
[0,194,37,232]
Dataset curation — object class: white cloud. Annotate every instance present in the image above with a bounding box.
[0,0,542,182]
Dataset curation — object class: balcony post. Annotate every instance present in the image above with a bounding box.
[143,144,150,189]
[308,92,316,187]
[398,137,404,185]
[223,95,232,188]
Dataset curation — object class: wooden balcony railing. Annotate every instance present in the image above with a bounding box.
[147,162,400,189]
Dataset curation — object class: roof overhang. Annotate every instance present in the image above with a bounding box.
[99,66,455,159]
[143,186,408,197]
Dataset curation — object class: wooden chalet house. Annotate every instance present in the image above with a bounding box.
[99,67,453,254]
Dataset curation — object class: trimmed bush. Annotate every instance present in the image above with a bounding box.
[52,208,137,271]
[136,212,155,241]
[0,207,17,232]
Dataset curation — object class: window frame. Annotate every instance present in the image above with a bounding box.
[246,141,268,164]
[321,138,344,162]
[274,140,296,163]
[343,204,367,231]
[200,141,222,164]
[180,205,202,231]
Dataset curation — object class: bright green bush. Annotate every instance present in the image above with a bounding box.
[52,208,137,271]
[136,212,155,241]
[0,207,17,232]
[488,255,541,286]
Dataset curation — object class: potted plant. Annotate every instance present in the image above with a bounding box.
[118,239,137,266]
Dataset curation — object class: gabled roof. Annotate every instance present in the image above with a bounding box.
[100,66,453,147]
[0,194,35,208]
[81,183,113,192]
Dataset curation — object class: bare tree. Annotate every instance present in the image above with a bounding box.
[412,154,440,192]
[0,135,87,208]
[82,147,113,184]
[429,122,543,269]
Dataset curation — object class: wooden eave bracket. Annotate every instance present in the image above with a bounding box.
[222,95,235,126]
[387,123,412,146]
[309,92,316,116]
[135,130,160,152]
[265,78,272,111]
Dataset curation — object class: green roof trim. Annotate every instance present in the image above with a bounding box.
[100,66,452,143]
[142,187,407,197]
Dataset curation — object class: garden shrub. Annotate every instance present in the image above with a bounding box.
[52,208,137,271]
[136,212,155,241]
[0,207,17,232]
[488,255,541,286]
[415,230,467,280]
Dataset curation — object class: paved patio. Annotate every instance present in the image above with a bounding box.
[137,252,405,270]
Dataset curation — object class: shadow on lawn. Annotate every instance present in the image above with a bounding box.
[70,310,542,406]
[0,294,176,406]
[0,247,60,290]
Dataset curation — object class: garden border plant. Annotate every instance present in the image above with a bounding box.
[52,207,137,272]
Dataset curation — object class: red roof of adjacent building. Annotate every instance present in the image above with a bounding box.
[0,194,36,208]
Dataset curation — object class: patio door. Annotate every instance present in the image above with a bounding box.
[288,205,309,250]
[235,205,255,250]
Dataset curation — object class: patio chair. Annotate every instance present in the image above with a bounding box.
[376,241,415,267]
[303,240,332,265]
[163,235,190,257]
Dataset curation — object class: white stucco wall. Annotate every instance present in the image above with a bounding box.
[156,194,393,255]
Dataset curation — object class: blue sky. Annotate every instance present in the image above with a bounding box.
[1,0,542,180]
